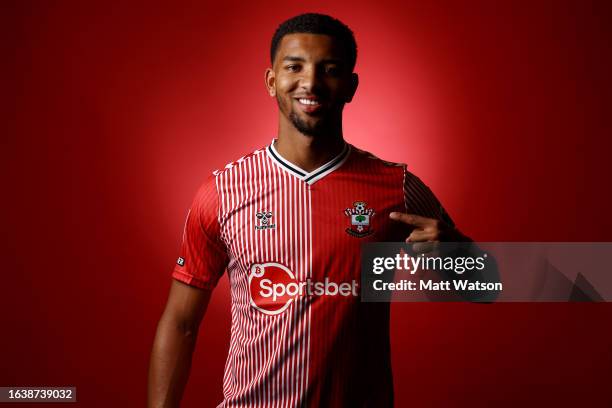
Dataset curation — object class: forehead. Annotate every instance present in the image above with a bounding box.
[274,33,346,64]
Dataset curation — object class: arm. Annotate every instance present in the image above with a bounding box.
[148,280,213,408]
[396,168,472,245]
[392,169,501,301]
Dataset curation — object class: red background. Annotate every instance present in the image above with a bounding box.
[4,0,612,406]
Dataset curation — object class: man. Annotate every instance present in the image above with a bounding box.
[148,13,470,407]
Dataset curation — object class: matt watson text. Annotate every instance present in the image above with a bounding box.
[373,279,503,291]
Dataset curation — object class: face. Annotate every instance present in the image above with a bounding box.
[266,33,358,137]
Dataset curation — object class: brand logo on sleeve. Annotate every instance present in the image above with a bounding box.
[248,263,358,316]
[177,257,185,266]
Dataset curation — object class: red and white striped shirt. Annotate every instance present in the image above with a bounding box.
[172,140,453,407]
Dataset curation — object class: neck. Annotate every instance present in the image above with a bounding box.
[275,117,345,172]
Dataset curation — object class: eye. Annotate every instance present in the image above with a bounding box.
[325,65,341,76]
[285,64,301,73]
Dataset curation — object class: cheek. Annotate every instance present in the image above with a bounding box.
[275,75,295,94]
[327,81,350,101]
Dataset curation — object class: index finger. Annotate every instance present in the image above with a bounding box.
[389,212,432,228]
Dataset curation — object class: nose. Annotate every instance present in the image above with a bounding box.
[298,65,322,93]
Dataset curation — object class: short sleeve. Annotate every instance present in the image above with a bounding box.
[403,167,455,228]
[172,174,229,289]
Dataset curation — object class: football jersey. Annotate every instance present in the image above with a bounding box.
[172,139,453,407]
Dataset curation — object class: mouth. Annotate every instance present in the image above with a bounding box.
[294,96,323,114]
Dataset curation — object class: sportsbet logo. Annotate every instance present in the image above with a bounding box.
[248,263,358,315]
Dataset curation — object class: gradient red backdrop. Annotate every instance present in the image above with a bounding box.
[4,1,612,406]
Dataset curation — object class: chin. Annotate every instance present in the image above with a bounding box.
[289,113,325,137]
[297,125,329,138]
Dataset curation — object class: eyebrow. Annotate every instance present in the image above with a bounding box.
[282,56,343,65]
[282,56,306,63]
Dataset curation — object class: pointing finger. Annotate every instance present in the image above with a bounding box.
[389,212,432,228]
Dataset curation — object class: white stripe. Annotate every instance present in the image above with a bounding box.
[267,139,350,185]
[214,148,313,406]
[304,185,313,405]
[304,144,350,184]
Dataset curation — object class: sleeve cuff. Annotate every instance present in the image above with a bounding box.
[171,269,217,290]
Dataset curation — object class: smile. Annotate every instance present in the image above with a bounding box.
[297,98,320,106]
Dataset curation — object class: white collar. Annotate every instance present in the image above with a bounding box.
[266,139,351,185]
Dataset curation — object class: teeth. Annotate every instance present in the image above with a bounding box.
[298,98,319,106]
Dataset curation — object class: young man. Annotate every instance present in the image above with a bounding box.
[148,13,469,408]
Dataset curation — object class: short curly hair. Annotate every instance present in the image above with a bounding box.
[270,13,357,72]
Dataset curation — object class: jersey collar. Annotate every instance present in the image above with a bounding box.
[266,139,351,185]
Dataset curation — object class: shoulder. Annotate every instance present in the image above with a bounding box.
[349,145,405,167]
[212,146,267,178]
[348,145,407,173]
[191,145,267,202]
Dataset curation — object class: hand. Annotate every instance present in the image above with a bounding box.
[389,212,470,249]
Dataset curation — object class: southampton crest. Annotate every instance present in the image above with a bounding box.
[344,201,375,237]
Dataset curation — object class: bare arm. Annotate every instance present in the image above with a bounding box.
[148,280,213,408]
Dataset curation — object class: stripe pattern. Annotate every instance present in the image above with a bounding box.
[215,146,320,407]
[403,167,455,227]
[196,143,451,407]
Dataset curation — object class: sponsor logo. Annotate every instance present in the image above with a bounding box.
[255,211,275,230]
[177,257,185,266]
[248,262,358,315]
[344,201,375,238]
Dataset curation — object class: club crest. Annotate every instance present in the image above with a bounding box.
[344,201,375,237]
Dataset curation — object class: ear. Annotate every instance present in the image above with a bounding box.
[345,72,359,103]
[265,68,276,97]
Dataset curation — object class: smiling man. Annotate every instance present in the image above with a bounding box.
[148,13,469,408]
